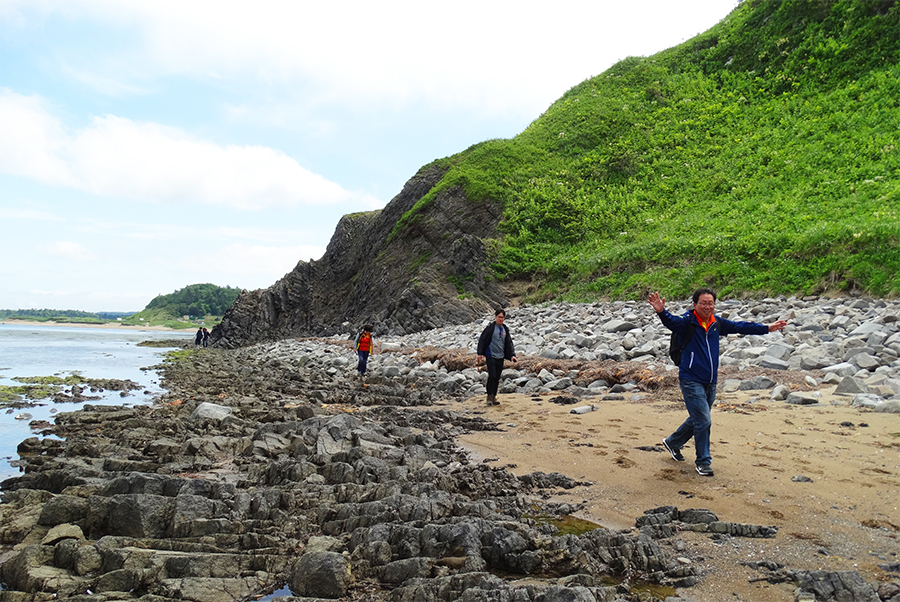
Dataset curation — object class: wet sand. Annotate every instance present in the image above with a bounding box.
[455,388,900,602]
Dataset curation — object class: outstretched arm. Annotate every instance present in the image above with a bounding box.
[648,291,666,313]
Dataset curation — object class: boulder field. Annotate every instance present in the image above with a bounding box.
[1,296,898,602]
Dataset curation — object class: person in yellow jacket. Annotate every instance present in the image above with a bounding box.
[354,324,375,379]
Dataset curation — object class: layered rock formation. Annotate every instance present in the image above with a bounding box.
[3,297,898,601]
[0,346,707,602]
[212,164,509,348]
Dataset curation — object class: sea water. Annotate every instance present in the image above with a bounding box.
[0,324,194,481]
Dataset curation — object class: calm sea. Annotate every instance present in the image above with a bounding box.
[0,324,194,481]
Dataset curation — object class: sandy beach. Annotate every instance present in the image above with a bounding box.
[456,388,899,602]
[0,319,190,332]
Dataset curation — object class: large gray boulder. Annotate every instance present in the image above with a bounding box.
[793,569,880,602]
[823,362,859,378]
[786,392,820,405]
[757,355,790,370]
[874,400,900,413]
[849,322,887,337]
[87,494,175,539]
[739,376,777,390]
[290,551,351,599]
[833,377,869,396]
[799,351,837,370]
[190,402,233,422]
[38,495,89,526]
[850,353,880,371]
[851,394,884,409]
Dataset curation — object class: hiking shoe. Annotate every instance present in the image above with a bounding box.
[696,464,714,477]
[662,438,685,462]
[486,394,499,406]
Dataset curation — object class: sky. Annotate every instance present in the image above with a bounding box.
[0,0,739,312]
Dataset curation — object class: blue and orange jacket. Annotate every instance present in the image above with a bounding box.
[656,309,768,384]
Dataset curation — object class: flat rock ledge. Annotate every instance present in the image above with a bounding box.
[2,296,899,602]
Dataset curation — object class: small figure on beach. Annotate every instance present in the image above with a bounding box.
[476,309,517,406]
[201,328,210,348]
[649,288,787,476]
[354,324,375,380]
[195,328,204,346]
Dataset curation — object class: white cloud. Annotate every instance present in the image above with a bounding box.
[0,88,376,209]
[59,63,151,98]
[196,243,326,281]
[0,208,66,221]
[4,1,739,119]
[0,90,72,185]
[70,114,354,208]
[41,240,97,262]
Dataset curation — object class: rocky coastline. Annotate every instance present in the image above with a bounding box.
[1,296,899,602]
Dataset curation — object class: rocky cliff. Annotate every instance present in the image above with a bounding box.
[212,163,509,348]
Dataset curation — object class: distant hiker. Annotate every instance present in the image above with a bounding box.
[354,324,375,379]
[476,309,517,406]
[195,328,203,346]
[649,288,787,477]
[201,328,210,348]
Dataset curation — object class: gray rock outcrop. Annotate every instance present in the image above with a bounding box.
[212,164,509,347]
[3,295,899,602]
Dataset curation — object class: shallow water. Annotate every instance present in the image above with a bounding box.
[0,324,193,481]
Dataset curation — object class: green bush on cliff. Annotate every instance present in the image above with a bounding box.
[393,0,900,300]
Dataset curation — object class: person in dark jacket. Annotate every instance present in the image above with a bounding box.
[649,288,787,476]
[476,309,517,406]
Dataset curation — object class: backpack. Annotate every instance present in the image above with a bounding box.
[668,322,697,366]
[355,331,372,352]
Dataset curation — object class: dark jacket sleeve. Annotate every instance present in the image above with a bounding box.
[477,324,493,356]
[655,309,691,334]
[717,317,769,336]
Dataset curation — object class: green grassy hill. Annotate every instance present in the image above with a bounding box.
[123,284,241,328]
[392,0,899,301]
[1,285,241,330]
[0,309,107,324]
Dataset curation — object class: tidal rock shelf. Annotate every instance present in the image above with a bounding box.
[1,296,898,602]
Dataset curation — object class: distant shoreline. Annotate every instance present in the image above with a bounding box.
[0,319,191,332]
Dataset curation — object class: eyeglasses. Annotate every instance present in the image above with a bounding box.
[696,302,715,307]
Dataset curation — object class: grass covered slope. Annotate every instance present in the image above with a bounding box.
[124,283,242,328]
[396,0,899,301]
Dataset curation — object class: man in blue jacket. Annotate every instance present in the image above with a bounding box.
[477,309,517,406]
[649,288,787,476]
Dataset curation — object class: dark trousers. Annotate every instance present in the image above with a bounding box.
[668,379,717,467]
[485,357,505,396]
[357,351,370,374]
